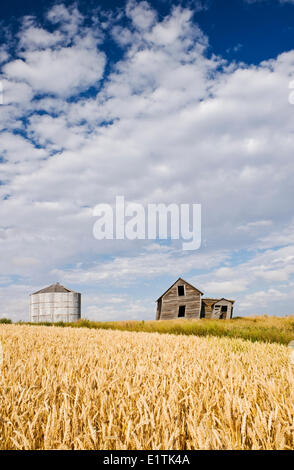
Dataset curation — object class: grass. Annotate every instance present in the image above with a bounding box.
[0,324,294,449]
[18,315,294,345]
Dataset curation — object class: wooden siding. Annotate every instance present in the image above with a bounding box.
[202,298,234,320]
[158,279,202,320]
[156,299,162,320]
[201,299,216,319]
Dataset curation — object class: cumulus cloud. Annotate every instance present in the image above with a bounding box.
[1,1,294,320]
[3,44,105,97]
[2,5,105,98]
[126,0,157,30]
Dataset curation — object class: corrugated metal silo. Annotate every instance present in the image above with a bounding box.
[30,282,81,323]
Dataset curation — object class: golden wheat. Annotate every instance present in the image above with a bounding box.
[0,325,293,450]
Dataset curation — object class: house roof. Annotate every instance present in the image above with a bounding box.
[156,277,204,301]
[31,282,80,295]
[202,297,235,306]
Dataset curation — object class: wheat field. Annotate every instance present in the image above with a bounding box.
[0,324,294,450]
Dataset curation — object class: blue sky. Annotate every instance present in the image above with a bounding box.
[1,0,294,320]
[2,0,294,64]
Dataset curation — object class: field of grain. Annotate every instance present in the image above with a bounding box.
[23,315,294,345]
[0,324,294,450]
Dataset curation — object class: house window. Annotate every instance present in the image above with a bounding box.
[178,305,186,317]
[178,285,185,296]
[221,306,228,312]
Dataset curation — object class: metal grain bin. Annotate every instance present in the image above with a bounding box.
[30,283,81,323]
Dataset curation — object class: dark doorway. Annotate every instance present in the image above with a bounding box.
[178,305,186,317]
[220,305,228,319]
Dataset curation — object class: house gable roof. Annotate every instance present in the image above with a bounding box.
[156,277,204,301]
[216,297,235,304]
[203,297,235,306]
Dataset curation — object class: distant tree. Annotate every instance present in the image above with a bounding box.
[0,318,12,324]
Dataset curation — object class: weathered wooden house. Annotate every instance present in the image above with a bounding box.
[156,278,234,320]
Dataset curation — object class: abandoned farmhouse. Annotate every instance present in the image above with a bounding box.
[156,278,234,320]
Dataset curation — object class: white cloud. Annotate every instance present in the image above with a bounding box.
[12,256,39,266]
[238,288,289,313]
[46,4,83,36]
[52,247,228,285]
[237,220,273,231]
[83,293,152,321]
[201,280,249,295]
[0,78,33,105]
[2,5,105,98]
[126,0,157,30]
[18,19,64,51]
[0,46,9,64]
[3,44,105,97]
